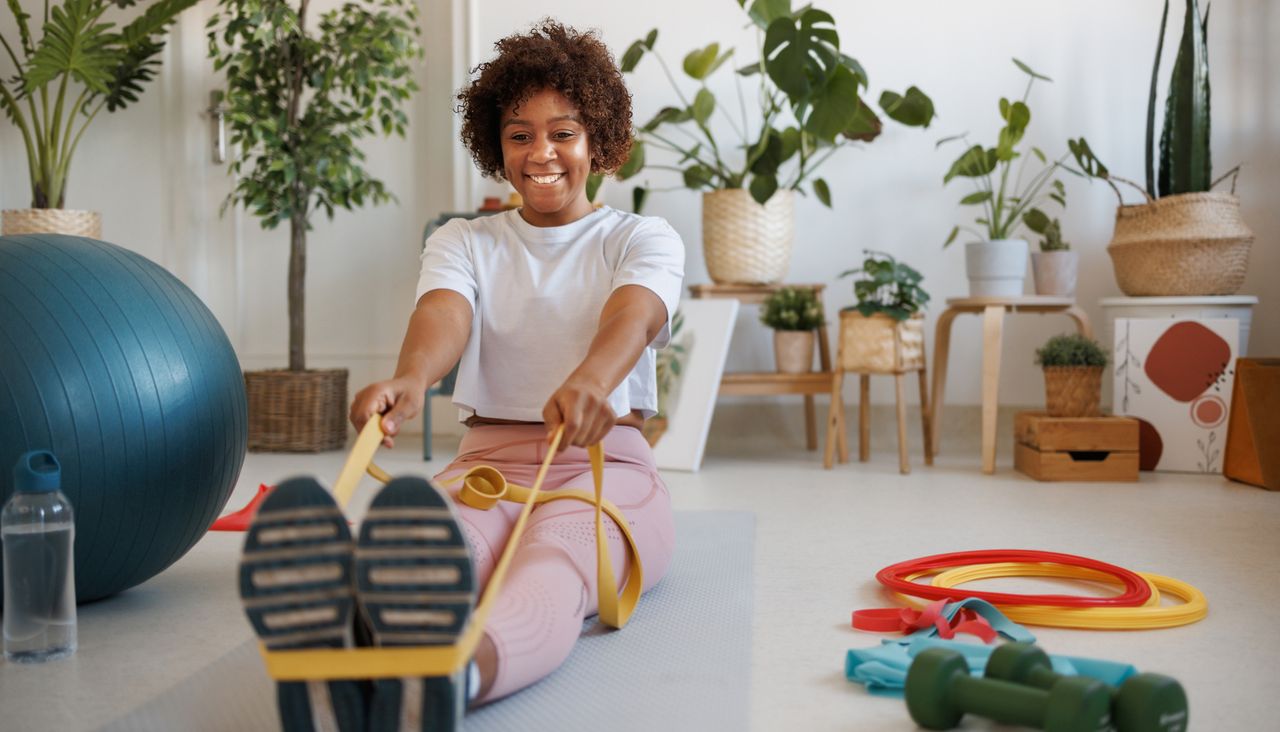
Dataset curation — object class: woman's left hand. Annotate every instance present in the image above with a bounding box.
[543,376,615,450]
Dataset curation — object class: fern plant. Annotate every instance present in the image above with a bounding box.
[0,0,198,208]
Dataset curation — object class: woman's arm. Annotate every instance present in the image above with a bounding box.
[543,284,669,449]
[350,289,473,447]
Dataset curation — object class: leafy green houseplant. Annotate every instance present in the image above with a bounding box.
[0,0,197,234]
[836,251,928,374]
[208,0,421,451]
[618,0,934,285]
[1067,0,1253,296]
[939,58,1077,298]
[1035,334,1107,417]
[760,286,823,373]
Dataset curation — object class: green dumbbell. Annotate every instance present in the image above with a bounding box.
[986,643,1188,732]
[905,647,1113,732]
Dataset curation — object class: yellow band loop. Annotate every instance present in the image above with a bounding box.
[260,421,643,681]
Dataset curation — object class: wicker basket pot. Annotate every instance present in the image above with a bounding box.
[245,368,349,452]
[1107,192,1253,296]
[701,189,794,285]
[1043,366,1103,417]
[3,208,102,238]
[838,311,925,374]
[773,330,815,374]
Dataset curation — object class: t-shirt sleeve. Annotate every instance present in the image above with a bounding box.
[612,217,685,349]
[414,218,477,310]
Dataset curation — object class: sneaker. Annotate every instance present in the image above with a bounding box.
[239,477,368,732]
[356,476,476,732]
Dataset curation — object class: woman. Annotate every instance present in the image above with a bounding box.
[352,17,683,720]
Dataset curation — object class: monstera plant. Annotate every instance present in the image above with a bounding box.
[617,0,934,285]
[0,0,197,234]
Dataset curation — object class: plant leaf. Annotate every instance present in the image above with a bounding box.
[806,63,861,142]
[692,88,716,125]
[813,177,831,207]
[960,191,992,205]
[944,145,997,183]
[632,185,649,213]
[683,43,724,80]
[616,139,645,180]
[1012,57,1052,81]
[749,173,778,204]
[763,9,840,104]
[879,86,934,127]
[747,0,792,30]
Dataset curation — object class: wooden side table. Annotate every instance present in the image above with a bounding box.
[688,283,836,452]
[929,296,1092,474]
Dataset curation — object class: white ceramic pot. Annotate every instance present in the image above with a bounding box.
[964,239,1028,297]
[1031,250,1078,297]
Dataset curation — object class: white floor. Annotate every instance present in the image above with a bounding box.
[3,406,1279,731]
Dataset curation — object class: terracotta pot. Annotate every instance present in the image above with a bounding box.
[1043,366,1103,417]
[1031,250,1078,297]
[773,330,815,374]
[838,311,925,374]
[2,208,102,238]
[701,189,794,285]
[1107,192,1253,296]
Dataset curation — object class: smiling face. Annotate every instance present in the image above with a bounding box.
[500,88,596,227]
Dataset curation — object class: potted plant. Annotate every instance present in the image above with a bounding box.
[1035,334,1108,418]
[1026,212,1076,297]
[837,251,929,373]
[208,0,422,451]
[941,58,1085,298]
[618,0,935,285]
[760,287,824,373]
[1069,0,1251,296]
[0,0,198,236]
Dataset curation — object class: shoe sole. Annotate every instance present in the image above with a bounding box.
[357,476,476,732]
[240,477,366,732]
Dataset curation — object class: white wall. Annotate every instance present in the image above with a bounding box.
[3,0,1276,412]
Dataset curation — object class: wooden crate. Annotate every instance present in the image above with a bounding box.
[1014,411,1139,482]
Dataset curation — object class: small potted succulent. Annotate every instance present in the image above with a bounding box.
[759,287,824,373]
[1026,211,1076,296]
[1035,334,1108,417]
[837,251,929,373]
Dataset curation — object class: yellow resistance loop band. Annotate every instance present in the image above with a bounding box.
[901,563,1207,630]
[259,419,641,681]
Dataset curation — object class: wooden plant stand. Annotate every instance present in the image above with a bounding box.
[688,283,835,454]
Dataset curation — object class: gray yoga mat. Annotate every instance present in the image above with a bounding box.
[101,510,755,732]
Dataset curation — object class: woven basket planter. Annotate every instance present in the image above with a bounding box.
[1043,366,1103,418]
[1107,192,1253,296]
[245,368,348,452]
[838,311,925,374]
[3,208,102,238]
[773,330,815,374]
[701,189,794,285]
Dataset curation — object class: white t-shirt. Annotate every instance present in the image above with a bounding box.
[414,206,685,423]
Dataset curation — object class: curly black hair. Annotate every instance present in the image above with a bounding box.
[457,20,633,180]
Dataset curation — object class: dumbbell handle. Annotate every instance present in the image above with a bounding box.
[950,673,1051,729]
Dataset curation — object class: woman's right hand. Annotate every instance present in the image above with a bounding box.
[350,377,425,449]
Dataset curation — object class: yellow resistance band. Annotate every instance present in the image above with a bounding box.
[899,563,1206,630]
[259,418,642,681]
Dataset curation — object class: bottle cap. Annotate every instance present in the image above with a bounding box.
[13,451,61,493]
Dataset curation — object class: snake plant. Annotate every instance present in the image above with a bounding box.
[1070,0,1234,204]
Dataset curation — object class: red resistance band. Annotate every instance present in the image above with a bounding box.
[852,599,998,643]
[875,549,1153,608]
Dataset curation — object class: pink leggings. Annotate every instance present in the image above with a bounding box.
[433,424,675,702]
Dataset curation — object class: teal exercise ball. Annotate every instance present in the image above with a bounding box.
[0,234,247,602]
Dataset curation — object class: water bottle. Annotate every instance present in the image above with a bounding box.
[3,451,77,663]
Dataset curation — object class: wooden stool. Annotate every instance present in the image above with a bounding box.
[825,312,933,474]
[929,296,1092,474]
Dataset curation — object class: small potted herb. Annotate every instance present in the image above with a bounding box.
[759,287,824,373]
[1035,334,1108,417]
[1026,211,1076,296]
[837,251,929,373]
